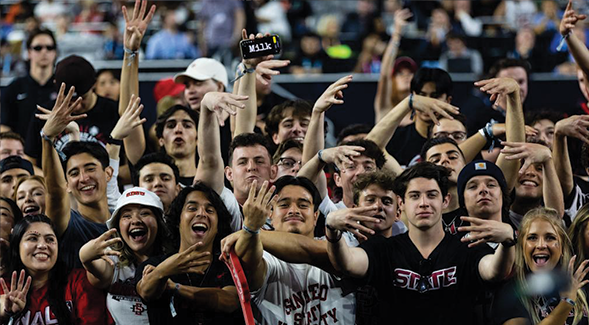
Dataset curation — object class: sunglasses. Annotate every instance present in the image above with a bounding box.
[31,45,56,52]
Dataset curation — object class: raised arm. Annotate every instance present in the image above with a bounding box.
[325,207,380,278]
[366,94,460,150]
[233,180,275,291]
[457,217,515,282]
[501,141,565,217]
[475,78,525,192]
[79,229,122,289]
[561,0,589,76]
[195,92,248,194]
[39,84,84,236]
[119,0,155,164]
[554,115,589,197]
[374,9,412,123]
[458,123,537,163]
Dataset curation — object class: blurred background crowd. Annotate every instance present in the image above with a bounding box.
[1,0,589,79]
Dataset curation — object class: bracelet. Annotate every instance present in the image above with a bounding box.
[231,63,256,83]
[243,224,260,235]
[317,149,326,164]
[123,47,138,66]
[562,297,576,307]
[501,228,518,248]
[409,93,415,120]
[325,224,342,243]
[40,129,55,143]
[556,32,570,52]
[107,135,123,146]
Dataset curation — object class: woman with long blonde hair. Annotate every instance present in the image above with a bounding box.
[494,207,589,325]
[568,203,589,272]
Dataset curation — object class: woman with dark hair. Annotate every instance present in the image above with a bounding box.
[80,187,170,324]
[0,197,22,278]
[135,183,242,324]
[0,215,107,325]
[494,208,589,325]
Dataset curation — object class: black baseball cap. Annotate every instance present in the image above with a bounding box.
[54,55,96,97]
[0,156,34,175]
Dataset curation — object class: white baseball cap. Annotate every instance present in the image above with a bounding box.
[174,58,228,88]
[107,187,164,228]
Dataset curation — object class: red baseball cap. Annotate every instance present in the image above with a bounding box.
[153,78,185,103]
[392,56,417,75]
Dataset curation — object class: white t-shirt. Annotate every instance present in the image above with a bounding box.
[251,251,355,325]
[106,255,149,324]
[221,186,244,232]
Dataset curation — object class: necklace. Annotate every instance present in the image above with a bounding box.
[442,215,461,234]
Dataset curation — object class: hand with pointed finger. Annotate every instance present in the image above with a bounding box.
[159,242,211,276]
[474,78,520,110]
[554,115,589,144]
[0,270,32,317]
[410,95,460,125]
[562,256,589,301]
[79,228,123,267]
[255,59,290,86]
[39,83,85,139]
[201,92,249,126]
[500,141,552,175]
[318,145,365,168]
[313,75,353,113]
[325,206,381,241]
[122,0,156,51]
[560,0,587,36]
[458,216,514,248]
[110,94,147,140]
[243,180,276,232]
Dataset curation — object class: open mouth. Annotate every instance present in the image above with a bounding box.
[23,205,41,215]
[533,254,549,266]
[192,223,208,236]
[79,185,96,194]
[129,228,147,242]
[520,180,538,187]
[173,137,185,145]
[33,252,50,261]
[373,214,386,221]
[290,137,304,142]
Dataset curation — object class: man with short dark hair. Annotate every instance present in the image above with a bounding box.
[0,156,34,198]
[0,132,26,160]
[264,99,312,145]
[326,162,516,324]
[272,139,303,181]
[132,152,181,211]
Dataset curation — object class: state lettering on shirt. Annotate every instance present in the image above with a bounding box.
[394,266,457,292]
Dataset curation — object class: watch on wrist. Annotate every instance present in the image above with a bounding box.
[501,228,518,248]
[107,135,123,146]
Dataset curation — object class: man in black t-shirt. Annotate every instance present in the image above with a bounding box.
[326,162,516,324]
[24,55,119,165]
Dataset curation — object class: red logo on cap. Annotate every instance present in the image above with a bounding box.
[126,191,145,197]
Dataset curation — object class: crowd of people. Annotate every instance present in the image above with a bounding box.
[3,0,589,324]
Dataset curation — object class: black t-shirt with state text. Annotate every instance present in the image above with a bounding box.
[135,251,244,325]
[358,232,494,324]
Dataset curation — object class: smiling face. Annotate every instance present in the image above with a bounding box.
[179,191,218,251]
[183,78,222,110]
[400,177,448,231]
[226,145,275,199]
[425,143,466,184]
[357,184,398,236]
[271,108,311,145]
[19,222,57,278]
[515,163,543,201]
[334,155,377,204]
[65,153,112,206]
[16,179,46,216]
[118,204,158,258]
[271,185,318,238]
[159,110,197,159]
[523,219,562,273]
[138,163,180,210]
[463,175,503,220]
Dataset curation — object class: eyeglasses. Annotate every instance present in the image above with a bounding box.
[433,131,467,141]
[417,258,432,294]
[31,45,56,52]
[277,157,302,169]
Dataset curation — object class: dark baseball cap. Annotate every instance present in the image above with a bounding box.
[54,55,96,97]
[392,56,417,75]
[0,156,34,175]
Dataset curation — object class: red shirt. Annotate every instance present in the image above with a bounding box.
[1,268,108,325]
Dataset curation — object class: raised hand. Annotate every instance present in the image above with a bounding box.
[160,242,211,275]
[474,77,520,110]
[38,83,85,139]
[555,115,589,145]
[242,30,275,69]
[122,0,156,51]
[500,141,552,175]
[0,270,32,317]
[560,0,587,36]
[79,228,123,267]
[313,75,353,113]
[318,145,365,167]
[201,92,249,126]
[110,94,147,141]
[255,59,290,86]
[458,217,514,248]
[393,8,413,36]
[490,123,538,138]
[325,206,381,241]
[410,94,460,125]
[562,256,589,301]
[243,180,276,232]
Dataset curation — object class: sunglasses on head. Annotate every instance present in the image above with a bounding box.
[31,45,56,52]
